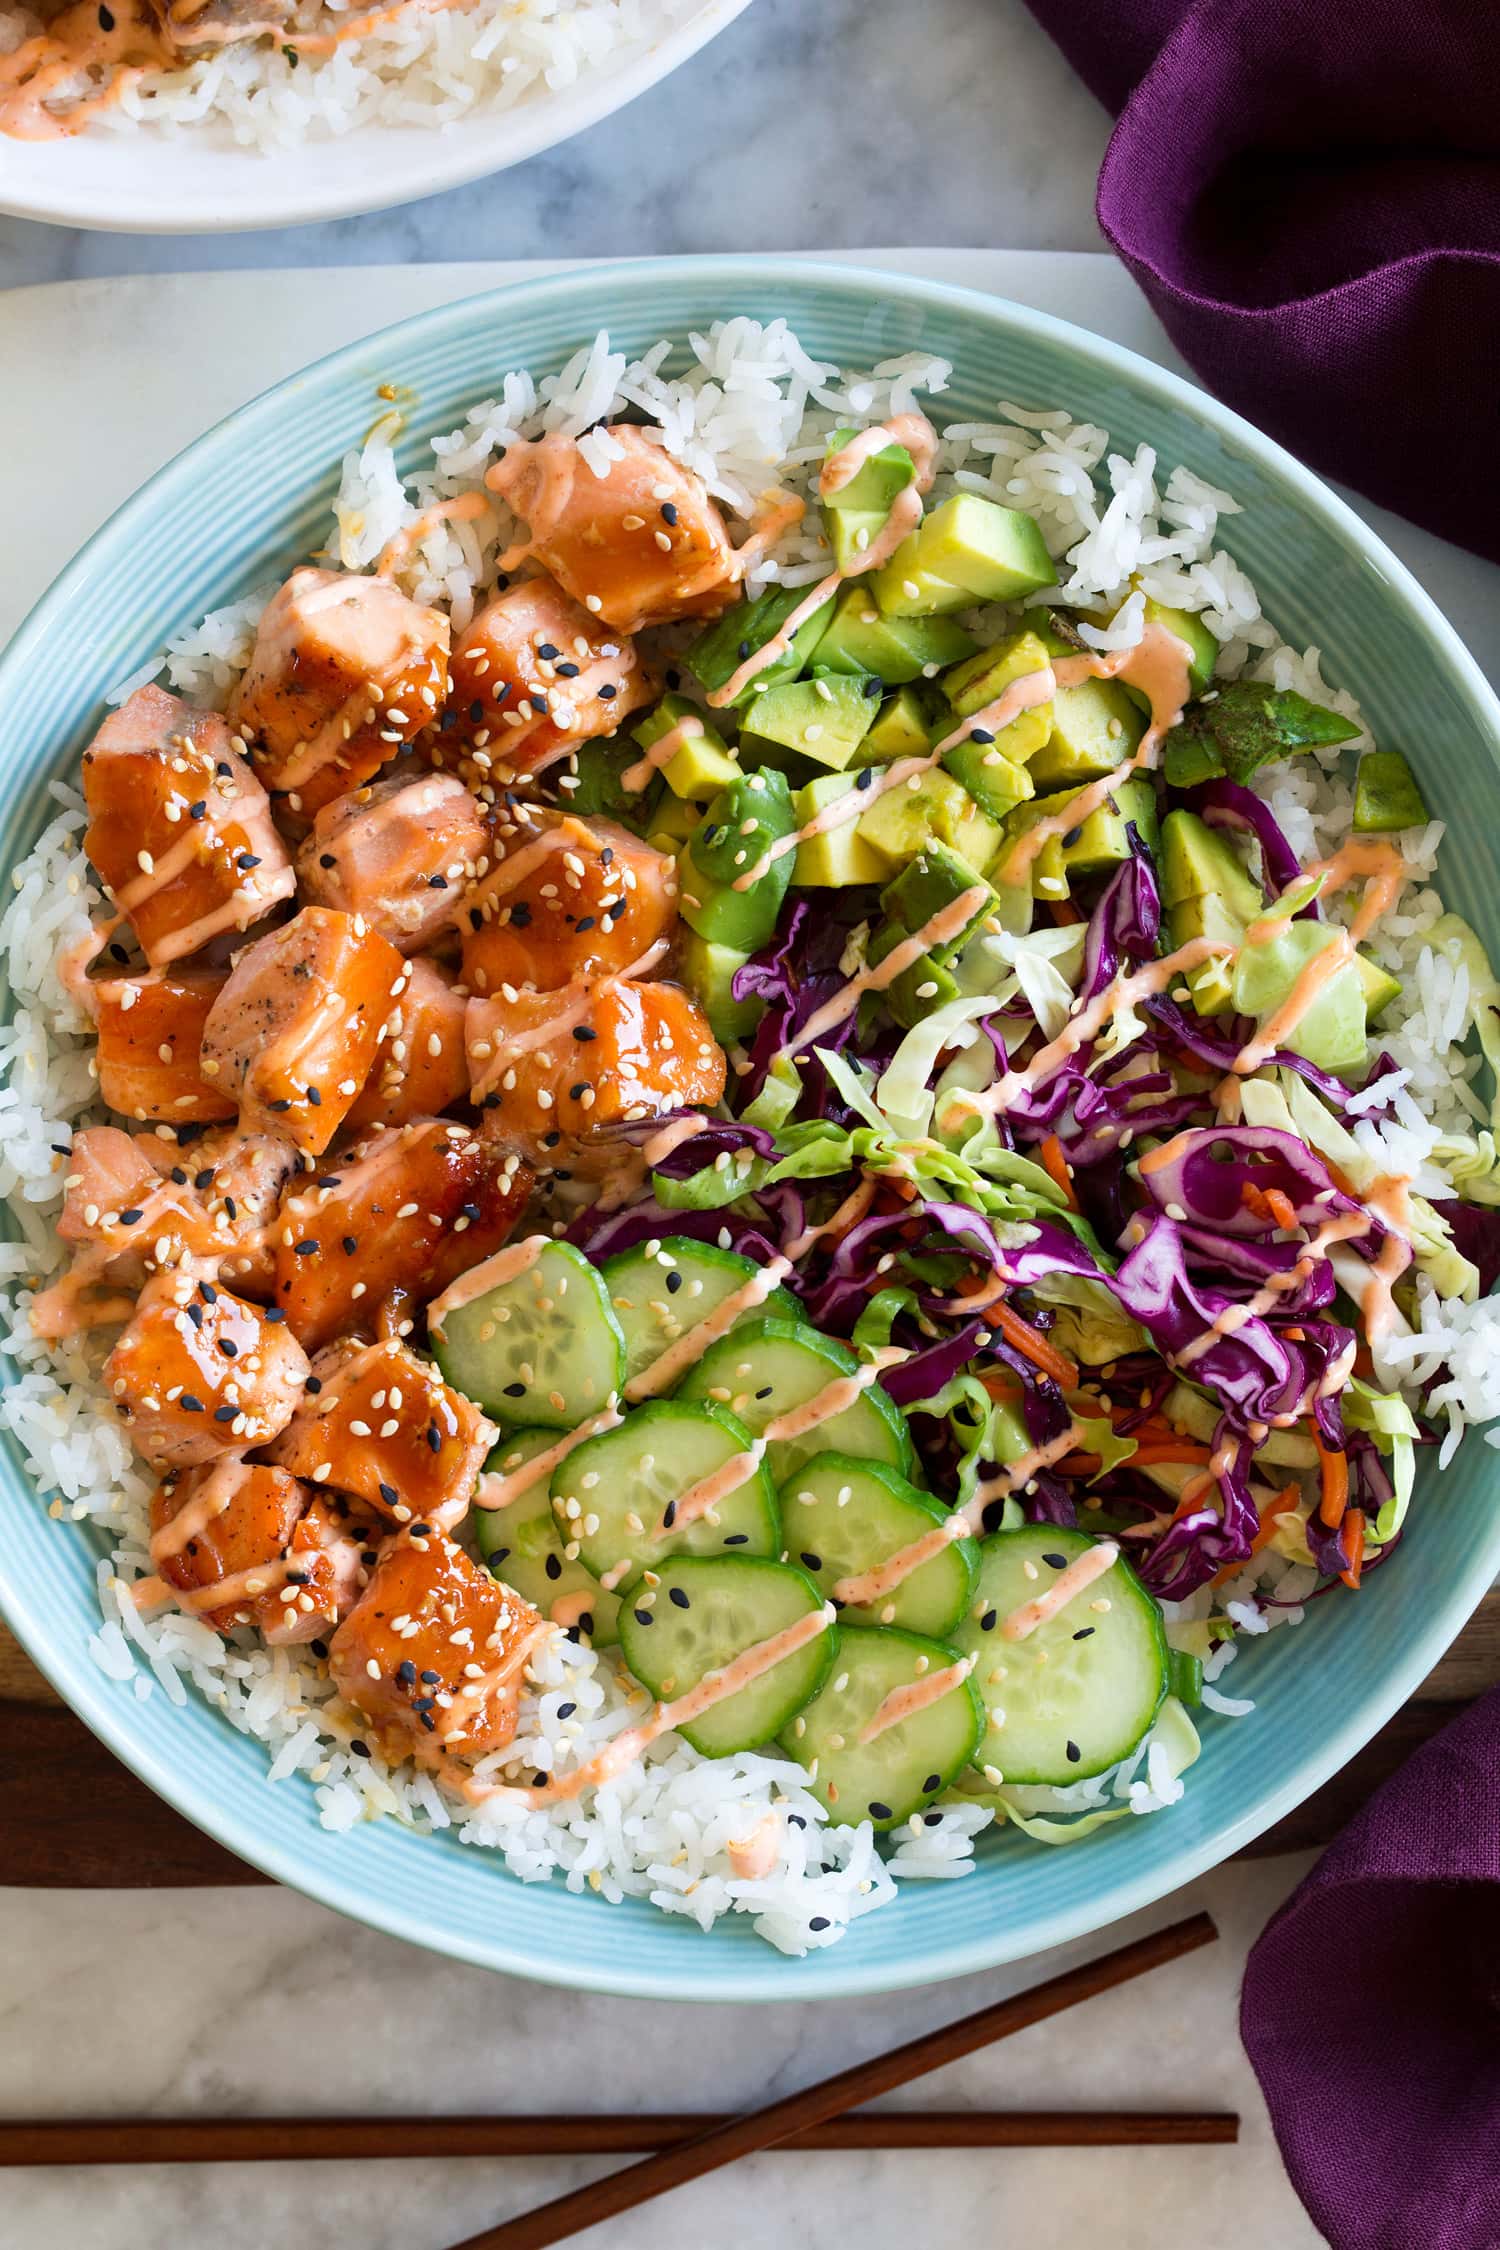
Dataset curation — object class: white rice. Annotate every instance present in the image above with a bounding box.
[4,314,1497,1951]
[1,0,701,155]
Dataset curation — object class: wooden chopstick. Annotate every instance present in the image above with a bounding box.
[0,2109,1237,2168]
[445,1910,1219,2250]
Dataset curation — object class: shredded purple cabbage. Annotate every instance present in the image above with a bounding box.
[1079,824,1161,1002]
[1187,778,1314,912]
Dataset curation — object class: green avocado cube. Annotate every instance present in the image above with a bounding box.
[869,844,996,1027]
[813,585,976,683]
[687,583,837,706]
[679,769,796,952]
[820,426,918,574]
[677,929,763,1044]
[738,670,878,772]
[863,686,939,762]
[1000,777,1158,899]
[1353,749,1428,835]
[875,495,1058,615]
[856,766,1005,876]
[644,793,702,852]
[1028,675,1146,791]
[564,737,664,827]
[792,773,890,886]
[940,627,1055,737]
[1231,917,1368,1074]
[630,694,740,802]
[940,733,1035,822]
[1020,607,1088,660]
[1159,809,1263,917]
[1141,598,1218,696]
[1167,890,1255,1016]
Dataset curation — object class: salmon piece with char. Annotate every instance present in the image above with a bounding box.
[105,1269,310,1468]
[443,577,649,783]
[200,905,404,1155]
[328,1530,544,1766]
[94,965,236,1124]
[295,771,487,955]
[229,568,450,816]
[466,977,726,1159]
[271,1119,533,1351]
[344,956,469,1132]
[149,1461,363,1643]
[266,1335,494,1532]
[461,807,677,996]
[485,426,743,634]
[81,685,295,968]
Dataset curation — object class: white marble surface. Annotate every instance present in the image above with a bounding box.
[0,0,1111,284]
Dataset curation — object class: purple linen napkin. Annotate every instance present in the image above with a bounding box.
[1021,0,1500,561]
[1240,1684,1500,2248]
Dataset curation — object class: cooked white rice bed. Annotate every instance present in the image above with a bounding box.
[3,314,1496,1955]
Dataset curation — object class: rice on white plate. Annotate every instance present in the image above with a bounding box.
[4,314,1499,1955]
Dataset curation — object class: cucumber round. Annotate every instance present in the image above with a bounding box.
[952,1526,1168,1785]
[432,1239,625,1430]
[476,1431,620,1647]
[618,1553,834,1756]
[678,1316,913,1485]
[600,1236,805,1387]
[781,1624,983,1830]
[550,1399,779,1590]
[778,1452,977,1638]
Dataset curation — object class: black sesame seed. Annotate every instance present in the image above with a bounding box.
[350,1740,371,1759]
[863,675,883,698]
[1062,826,1084,849]
[264,1307,287,1323]
[469,700,485,725]
[427,1425,442,1452]
[267,1099,293,1114]
[286,1569,310,1586]
[542,1131,562,1149]
[544,1553,563,1581]
[186,1303,203,1330]
[179,1395,204,1414]
[342,1235,358,1256]
[723,1533,749,1545]
[554,661,581,679]
[1072,1626,1096,1641]
[199,1282,217,1303]
[970,727,995,744]
[755,1385,774,1401]
[662,1500,677,1529]
[922,1773,941,1793]
[809,1915,830,1931]
[503,1382,527,1398]
[311,1638,329,1660]
[236,853,261,871]
[488,1545,510,1564]
[189,802,208,823]
[420,1669,441,1684]
[979,1607,997,1632]
[306,1375,322,1393]
[305,1085,321,1106]
[378,1481,399,1505]
[924,1810,943,1826]
[213,1405,237,1424]
[668,1586,691,1610]
[223,1198,237,1221]
[574,915,596,933]
[1042,1551,1068,1569]
[419,1712,437,1732]
[800,1552,822,1571]
[738,640,752,661]
[633,1607,653,1626]
[427,873,449,890]
[97,4,115,28]
[568,1082,590,1101]
[117,1207,143,1226]
[318,852,337,869]
[396,1660,417,1686]
[660,501,679,525]
[868,1801,893,1820]
[1065,1739,1082,1764]
[537,642,560,661]
[194,1168,214,1190]
[218,1338,238,1358]
[557,1701,576,1720]
[293,1239,319,1256]
[856,768,875,790]
[665,1270,683,1293]
[572,1025,597,1042]
[577,1613,595,1637]
[598,684,617,701]
[170,1167,188,1186]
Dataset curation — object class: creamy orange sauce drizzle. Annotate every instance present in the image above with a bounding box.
[726,1807,783,1880]
[374,492,491,581]
[1231,839,1406,1073]
[426,1232,547,1334]
[619,713,704,796]
[1000,1540,1118,1642]
[475,1405,625,1514]
[0,0,167,140]
[857,1656,974,1745]
[1172,1210,1373,1370]
[593,1109,713,1215]
[790,883,991,1054]
[466,936,668,1101]
[623,1253,795,1402]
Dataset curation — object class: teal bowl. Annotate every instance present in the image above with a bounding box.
[2,259,1497,2000]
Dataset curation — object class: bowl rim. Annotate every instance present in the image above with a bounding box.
[3,253,1499,1999]
[0,0,752,236]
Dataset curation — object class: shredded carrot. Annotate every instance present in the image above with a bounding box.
[1240,1180,1276,1223]
[1264,1187,1300,1231]
[1130,1437,1215,1469]
[986,1299,1079,1390]
[1313,1424,1350,1528]
[1338,1507,1366,1589]
[1050,898,1084,927]
[1038,1133,1081,1213]
[1209,1481,1300,1587]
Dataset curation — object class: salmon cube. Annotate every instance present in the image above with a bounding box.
[200,905,404,1155]
[485,427,741,634]
[94,966,236,1125]
[229,568,450,815]
[295,771,487,955]
[105,1270,310,1468]
[466,977,726,1157]
[328,1531,544,1765]
[266,1336,494,1532]
[344,956,469,1132]
[271,1119,533,1351]
[150,1465,367,1643]
[82,685,296,969]
[444,577,649,784]
[461,808,677,996]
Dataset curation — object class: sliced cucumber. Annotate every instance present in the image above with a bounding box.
[551,1399,779,1590]
[678,1317,913,1485]
[432,1239,625,1430]
[781,1624,983,1830]
[476,1431,620,1647]
[778,1452,976,1638]
[952,1527,1168,1785]
[617,1554,835,1756]
[600,1237,804,1387]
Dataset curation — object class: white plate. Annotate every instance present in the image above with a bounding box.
[0,0,748,233]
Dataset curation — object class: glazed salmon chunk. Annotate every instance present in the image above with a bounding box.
[345,955,469,1132]
[149,1460,362,1643]
[229,568,450,815]
[105,1270,310,1468]
[267,1335,494,1532]
[295,771,488,955]
[461,807,678,996]
[467,977,726,1156]
[94,966,236,1125]
[200,905,404,1155]
[485,426,741,633]
[271,1119,533,1350]
[445,577,649,783]
[328,1531,544,1766]
[81,685,295,968]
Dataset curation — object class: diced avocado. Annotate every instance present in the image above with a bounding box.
[1157,734,1222,791]
[1168,890,1256,1016]
[1353,749,1428,835]
[677,929,763,1044]
[875,495,1057,616]
[1162,679,1360,789]
[566,737,663,827]
[644,792,702,852]
[1001,777,1158,900]
[687,583,837,707]
[1020,607,1089,660]
[1355,948,1402,1021]
[869,844,996,1027]
[1159,809,1263,917]
[1231,918,1368,1074]
[864,685,940,762]
[856,766,1005,876]
[680,769,796,952]
[941,629,1053,731]
[630,694,740,802]
[820,426,917,574]
[1028,675,1146,791]
[739,671,878,772]
[792,773,890,887]
[814,586,976,684]
[940,731,1035,822]
[1139,599,1218,697]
